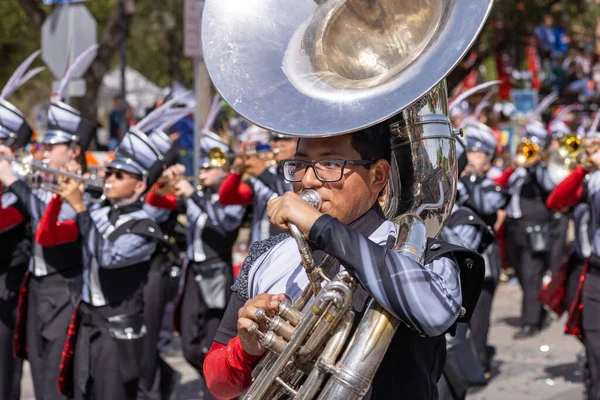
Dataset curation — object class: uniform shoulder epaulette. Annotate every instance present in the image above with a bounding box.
[107,218,168,243]
[425,237,484,324]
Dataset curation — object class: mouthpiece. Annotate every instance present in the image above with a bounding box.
[299,190,321,211]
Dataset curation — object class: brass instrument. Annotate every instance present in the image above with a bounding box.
[207,146,280,169]
[202,0,492,397]
[515,139,541,168]
[0,149,103,193]
[152,176,202,196]
[548,133,599,184]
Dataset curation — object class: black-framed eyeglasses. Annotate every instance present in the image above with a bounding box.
[281,159,375,183]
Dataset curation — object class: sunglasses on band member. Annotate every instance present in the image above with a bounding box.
[105,169,140,181]
[281,159,375,183]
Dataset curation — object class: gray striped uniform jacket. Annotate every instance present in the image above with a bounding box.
[9,180,81,276]
[184,190,245,263]
[440,205,484,251]
[458,177,509,218]
[77,203,160,306]
[247,167,293,244]
[237,215,462,338]
[585,171,600,258]
[506,165,556,219]
[0,191,20,234]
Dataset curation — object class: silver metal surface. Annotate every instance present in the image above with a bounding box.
[202,0,493,136]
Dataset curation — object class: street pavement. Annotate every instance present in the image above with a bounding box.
[19,281,586,400]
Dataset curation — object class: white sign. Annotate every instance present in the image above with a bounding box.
[52,79,86,98]
[43,0,87,4]
[42,4,97,78]
[184,0,203,58]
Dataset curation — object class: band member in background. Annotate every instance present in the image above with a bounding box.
[547,112,578,274]
[0,98,94,400]
[138,128,182,400]
[56,129,167,400]
[147,134,246,400]
[437,140,496,399]
[542,138,600,399]
[218,131,295,244]
[457,121,510,374]
[203,125,484,399]
[500,121,557,339]
[0,55,43,397]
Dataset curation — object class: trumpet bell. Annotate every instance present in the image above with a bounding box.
[558,133,582,159]
[202,0,494,136]
[515,140,540,167]
[206,148,229,168]
[548,150,580,185]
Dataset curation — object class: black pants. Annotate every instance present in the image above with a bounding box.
[138,268,177,400]
[583,265,600,400]
[548,213,569,274]
[74,294,145,400]
[469,280,496,367]
[27,272,80,400]
[505,220,548,327]
[0,265,26,400]
[180,262,232,400]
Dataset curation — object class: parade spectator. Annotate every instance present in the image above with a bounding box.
[553,16,570,58]
[171,113,195,176]
[108,96,123,151]
[535,15,556,59]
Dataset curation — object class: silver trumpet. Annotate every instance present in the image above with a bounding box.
[0,150,104,195]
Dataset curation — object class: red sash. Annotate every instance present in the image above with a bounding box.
[565,262,589,339]
[57,303,80,397]
[13,272,30,359]
[537,260,570,317]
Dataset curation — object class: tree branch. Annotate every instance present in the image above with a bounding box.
[17,0,46,31]
[77,1,136,120]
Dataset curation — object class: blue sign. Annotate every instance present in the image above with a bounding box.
[43,0,87,4]
[510,89,539,115]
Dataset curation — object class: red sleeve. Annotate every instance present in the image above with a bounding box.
[146,189,178,211]
[218,173,254,205]
[0,187,24,231]
[493,167,515,188]
[203,336,263,399]
[35,195,79,246]
[546,165,588,211]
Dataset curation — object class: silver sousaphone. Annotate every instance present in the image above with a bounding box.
[202,0,493,398]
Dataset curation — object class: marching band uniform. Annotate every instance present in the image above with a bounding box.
[542,163,599,399]
[218,168,290,244]
[56,129,167,400]
[138,129,181,400]
[456,122,510,372]
[438,204,493,399]
[218,134,292,244]
[504,121,557,338]
[204,198,484,399]
[148,135,246,400]
[4,100,95,400]
[0,94,37,400]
